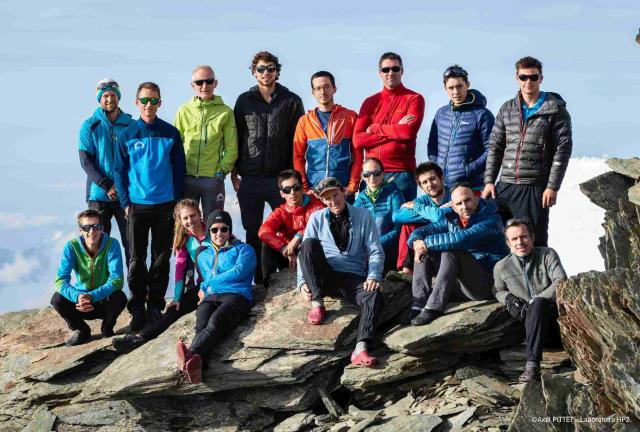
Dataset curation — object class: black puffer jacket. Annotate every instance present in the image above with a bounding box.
[484,92,572,190]
[234,83,304,176]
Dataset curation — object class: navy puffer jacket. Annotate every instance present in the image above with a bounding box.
[427,89,495,188]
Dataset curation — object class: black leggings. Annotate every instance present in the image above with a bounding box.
[140,288,200,341]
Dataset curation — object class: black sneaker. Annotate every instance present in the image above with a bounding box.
[147,307,163,323]
[129,311,146,332]
[112,334,147,354]
[411,308,443,326]
[66,328,91,346]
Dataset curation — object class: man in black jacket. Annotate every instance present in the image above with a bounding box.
[482,56,572,247]
[231,51,305,284]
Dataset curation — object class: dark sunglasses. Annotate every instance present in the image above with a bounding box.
[379,66,402,73]
[210,226,229,234]
[518,74,541,82]
[79,223,103,232]
[256,65,277,74]
[193,78,215,86]
[363,169,383,178]
[97,81,118,90]
[281,183,302,194]
[138,97,160,105]
[443,66,468,79]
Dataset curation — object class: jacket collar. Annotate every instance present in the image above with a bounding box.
[78,233,109,256]
[381,83,407,96]
[93,107,132,126]
[189,95,224,107]
[248,82,288,101]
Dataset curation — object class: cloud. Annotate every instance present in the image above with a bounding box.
[0,212,62,229]
[0,253,41,286]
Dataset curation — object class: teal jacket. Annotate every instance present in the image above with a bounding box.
[353,182,404,249]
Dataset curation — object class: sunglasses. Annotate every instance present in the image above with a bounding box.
[210,226,229,234]
[379,66,402,73]
[363,169,383,178]
[97,81,118,90]
[518,74,540,82]
[193,78,215,86]
[256,65,277,74]
[443,66,468,79]
[281,183,302,194]
[79,223,103,232]
[138,97,160,105]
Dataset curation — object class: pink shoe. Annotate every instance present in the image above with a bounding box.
[176,340,191,371]
[307,305,326,325]
[351,350,378,367]
[184,354,202,384]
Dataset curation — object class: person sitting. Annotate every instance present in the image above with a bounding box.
[386,162,451,283]
[297,177,384,367]
[176,210,256,384]
[51,209,127,346]
[354,157,404,273]
[112,199,210,353]
[493,217,567,382]
[408,183,509,326]
[258,169,324,286]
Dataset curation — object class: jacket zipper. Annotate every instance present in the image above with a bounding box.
[309,111,333,179]
[196,104,206,177]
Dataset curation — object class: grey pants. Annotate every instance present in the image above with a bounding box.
[184,175,225,219]
[412,250,494,311]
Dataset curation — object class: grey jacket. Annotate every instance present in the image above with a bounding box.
[493,247,567,304]
[484,92,572,191]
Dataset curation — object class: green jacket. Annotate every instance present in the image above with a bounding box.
[174,96,238,177]
[492,247,567,304]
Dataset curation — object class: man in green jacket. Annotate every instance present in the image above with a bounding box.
[493,217,567,382]
[175,65,238,217]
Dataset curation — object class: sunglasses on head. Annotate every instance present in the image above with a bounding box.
[210,226,229,234]
[379,66,402,73]
[281,183,302,194]
[80,223,103,232]
[363,169,383,178]
[443,66,468,79]
[256,65,277,74]
[317,178,341,194]
[97,81,118,90]
[518,74,540,82]
[193,78,215,86]
[138,97,160,105]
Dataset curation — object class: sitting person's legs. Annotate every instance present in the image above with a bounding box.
[261,243,290,286]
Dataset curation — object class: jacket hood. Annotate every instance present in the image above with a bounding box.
[452,89,487,110]
[93,107,132,126]
[188,95,225,107]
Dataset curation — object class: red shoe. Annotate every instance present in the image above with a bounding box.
[176,340,191,371]
[307,305,326,325]
[351,350,378,367]
[184,354,202,384]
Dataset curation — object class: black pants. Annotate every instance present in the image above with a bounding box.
[524,297,560,362]
[140,288,200,340]
[127,202,174,313]
[189,293,251,362]
[298,238,383,342]
[261,243,290,283]
[496,182,549,247]
[237,176,284,284]
[51,291,127,331]
[412,250,493,311]
[88,200,130,264]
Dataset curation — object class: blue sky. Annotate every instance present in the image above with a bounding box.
[0,1,637,312]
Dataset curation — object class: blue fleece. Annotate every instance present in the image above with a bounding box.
[392,189,452,225]
[353,182,404,249]
[114,118,186,208]
[521,91,547,122]
[78,108,134,202]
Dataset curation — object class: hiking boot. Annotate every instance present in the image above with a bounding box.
[385,270,413,284]
[147,307,163,323]
[519,361,541,382]
[401,308,421,326]
[129,311,146,332]
[112,334,147,354]
[66,328,91,347]
[411,308,443,326]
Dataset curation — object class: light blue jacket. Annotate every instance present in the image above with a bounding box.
[392,189,452,225]
[297,204,384,288]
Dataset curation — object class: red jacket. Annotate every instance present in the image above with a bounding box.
[353,84,425,172]
[258,195,325,251]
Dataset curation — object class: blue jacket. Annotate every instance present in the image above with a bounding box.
[114,118,186,208]
[297,204,384,288]
[408,199,508,271]
[354,183,404,249]
[392,190,452,225]
[55,234,124,303]
[78,108,134,202]
[196,238,256,303]
[427,89,494,188]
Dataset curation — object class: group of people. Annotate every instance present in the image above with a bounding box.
[52,50,572,384]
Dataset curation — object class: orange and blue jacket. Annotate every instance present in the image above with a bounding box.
[293,105,363,194]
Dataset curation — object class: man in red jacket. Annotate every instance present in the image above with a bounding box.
[258,169,325,286]
[353,52,425,202]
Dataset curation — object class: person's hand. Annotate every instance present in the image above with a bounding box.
[107,185,118,200]
[282,236,302,257]
[76,293,94,312]
[363,279,382,292]
[231,174,241,193]
[542,188,558,209]
[308,189,321,199]
[441,201,453,208]
[398,114,415,125]
[197,290,205,305]
[413,240,428,263]
[402,201,415,209]
[300,283,312,301]
[481,183,496,200]
[287,254,297,270]
[505,294,528,321]
[165,300,181,311]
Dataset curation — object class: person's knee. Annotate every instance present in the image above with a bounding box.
[50,292,65,309]
[299,238,321,255]
[112,290,128,308]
